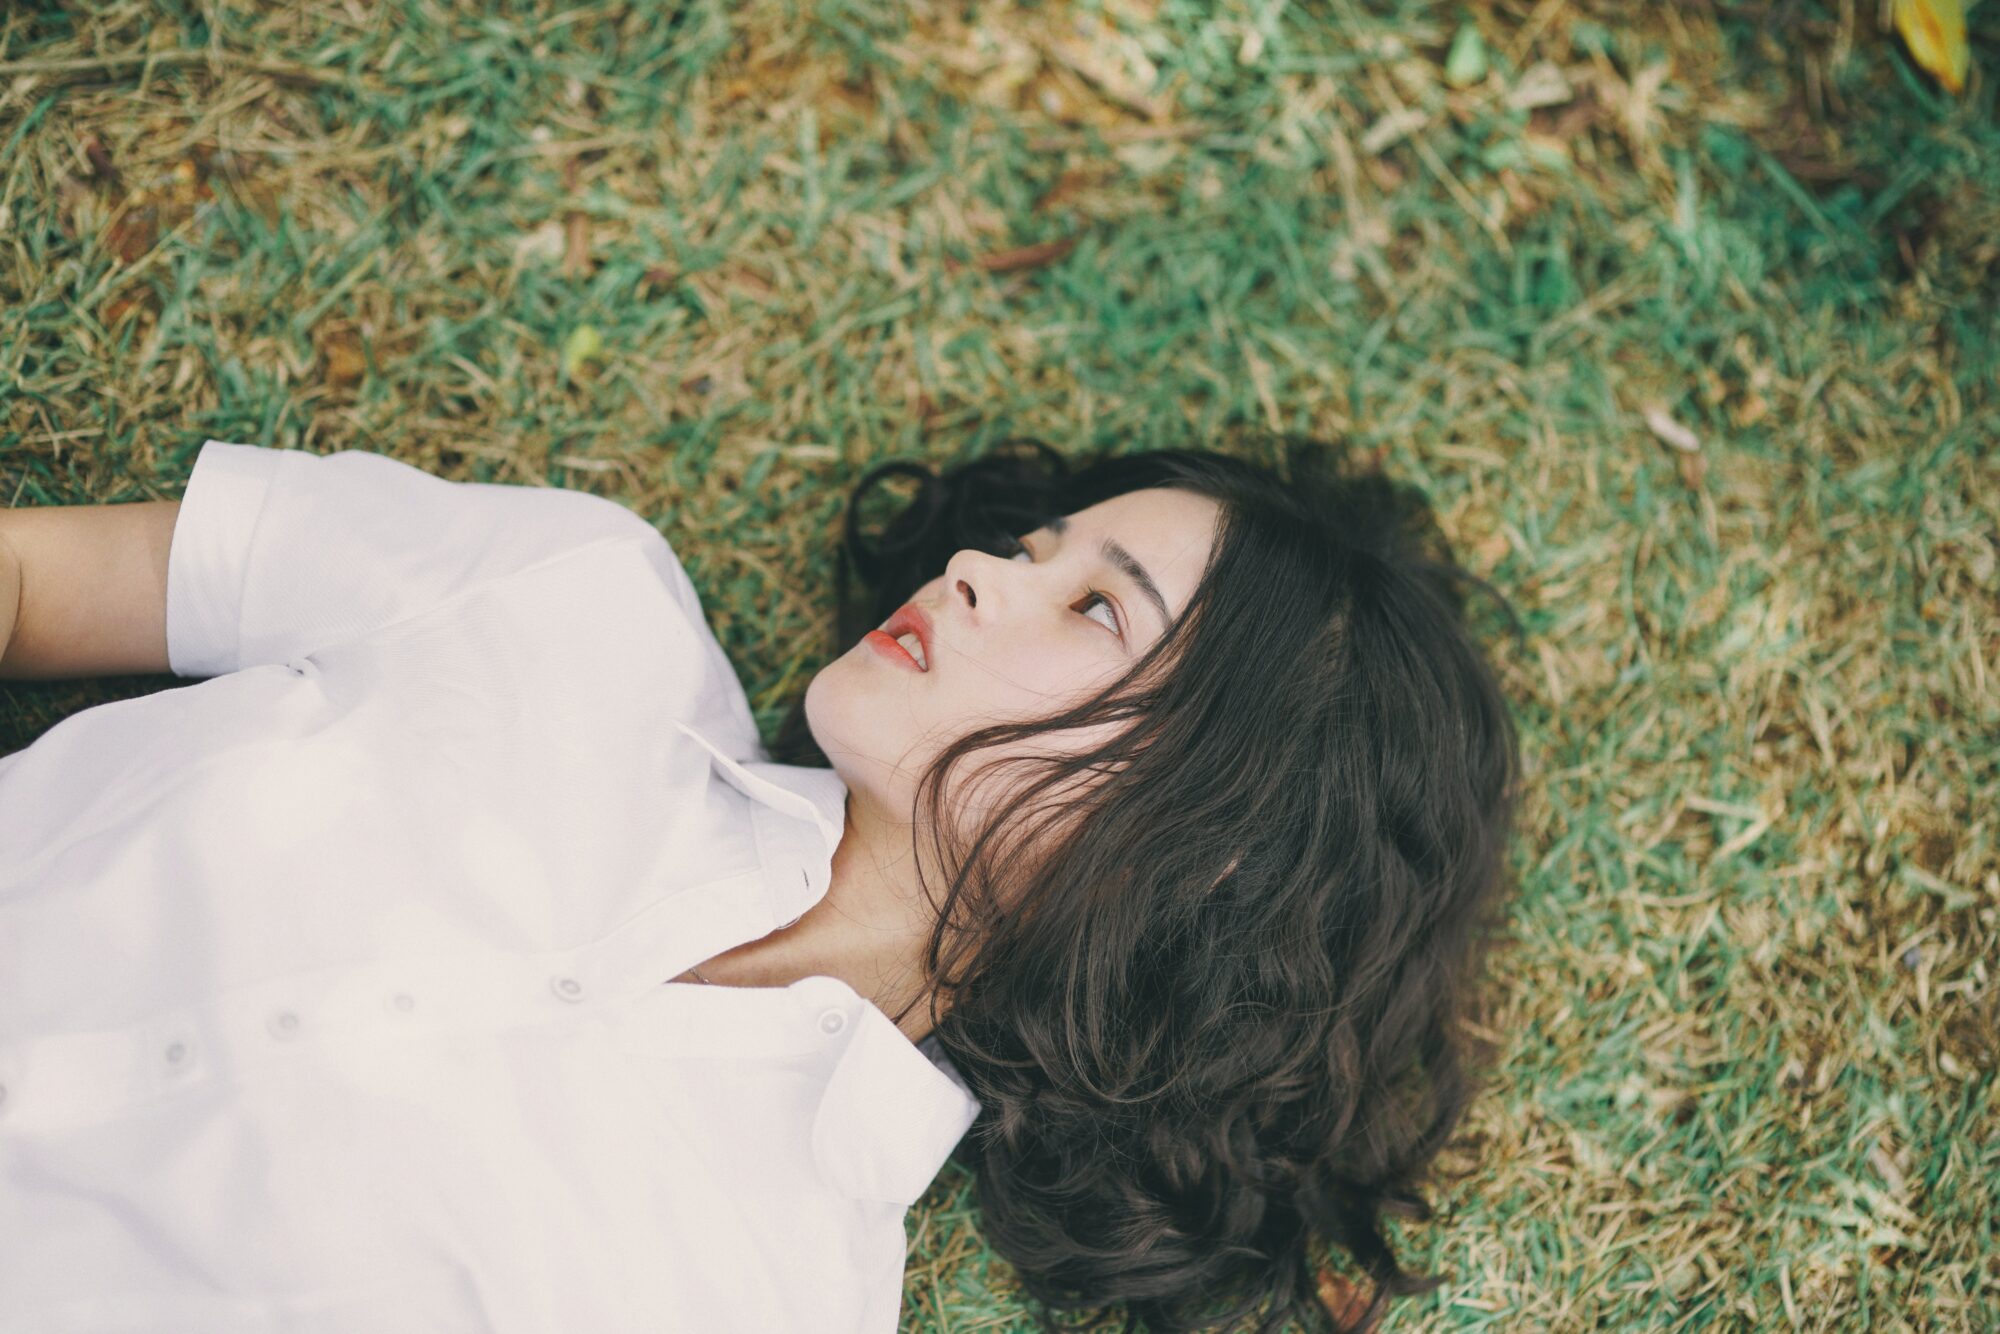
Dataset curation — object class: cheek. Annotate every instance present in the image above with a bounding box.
[875,649,1046,761]
[989,639,1123,712]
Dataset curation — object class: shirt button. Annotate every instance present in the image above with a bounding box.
[268,1010,302,1040]
[388,992,416,1014]
[0,1082,9,1113]
[164,1040,190,1066]
[551,976,585,1002]
[818,1008,847,1035]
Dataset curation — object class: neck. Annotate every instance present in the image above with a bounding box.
[684,790,941,1043]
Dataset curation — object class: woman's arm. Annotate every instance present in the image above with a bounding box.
[0,500,181,680]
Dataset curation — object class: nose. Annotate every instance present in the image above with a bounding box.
[940,544,1013,623]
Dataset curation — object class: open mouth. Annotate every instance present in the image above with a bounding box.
[867,604,933,672]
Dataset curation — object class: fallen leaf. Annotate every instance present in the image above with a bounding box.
[81,134,122,191]
[1032,166,1103,214]
[100,291,157,328]
[951,235,1080,274]
[728,263,777,298]
[1314,1268,1372,1326]
[1444,23,1488,89]
[561,324,603,380]
[1892,0,1971,95]
[1643,403,1702,453]
[104,202,158,264]
[317,323,367,389]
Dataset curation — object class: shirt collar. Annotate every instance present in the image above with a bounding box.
[737,755,849,851]
[671,719,847,922]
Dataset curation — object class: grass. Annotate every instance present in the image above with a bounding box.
[2,0,1996,1329]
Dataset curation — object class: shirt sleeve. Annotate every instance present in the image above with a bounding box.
[166,439,665,677]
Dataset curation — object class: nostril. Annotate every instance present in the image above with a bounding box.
[958,578,976,607]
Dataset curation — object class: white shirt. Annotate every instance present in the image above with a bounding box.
[0,440,982,1333]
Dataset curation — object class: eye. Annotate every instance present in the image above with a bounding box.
[1004,535,1123,638]
[1080,596,1128,636]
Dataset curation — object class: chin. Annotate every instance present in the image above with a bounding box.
[796,660,920,816]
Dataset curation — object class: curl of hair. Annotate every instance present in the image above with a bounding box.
[769,433,1525,1333]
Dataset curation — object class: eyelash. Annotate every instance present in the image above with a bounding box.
[1002,535,1123,639]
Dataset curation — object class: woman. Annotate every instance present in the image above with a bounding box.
[0,433,1519,1334]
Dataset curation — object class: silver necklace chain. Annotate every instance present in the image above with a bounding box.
[683,965,713,985]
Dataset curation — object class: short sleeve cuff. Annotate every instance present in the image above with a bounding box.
[166,440,282,678]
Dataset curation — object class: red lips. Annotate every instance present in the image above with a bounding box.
[864,604,940,672]
[888,604,932,656]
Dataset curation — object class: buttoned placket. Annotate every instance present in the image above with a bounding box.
[0,888,744,1130]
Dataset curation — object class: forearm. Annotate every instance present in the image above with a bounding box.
[0,500,180,680]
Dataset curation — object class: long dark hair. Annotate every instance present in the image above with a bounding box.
[769,433,1524,1333]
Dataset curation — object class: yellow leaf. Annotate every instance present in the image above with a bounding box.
[561,324,602,380]
[1892,0,1970,95]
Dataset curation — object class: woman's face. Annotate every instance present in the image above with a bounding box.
[806,485,1223,836]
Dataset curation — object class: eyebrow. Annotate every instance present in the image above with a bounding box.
[1047,514,1172,633]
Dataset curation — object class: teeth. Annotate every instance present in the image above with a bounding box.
[895,632,928,670]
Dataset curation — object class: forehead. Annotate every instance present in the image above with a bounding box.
[1061,487,1220,622]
